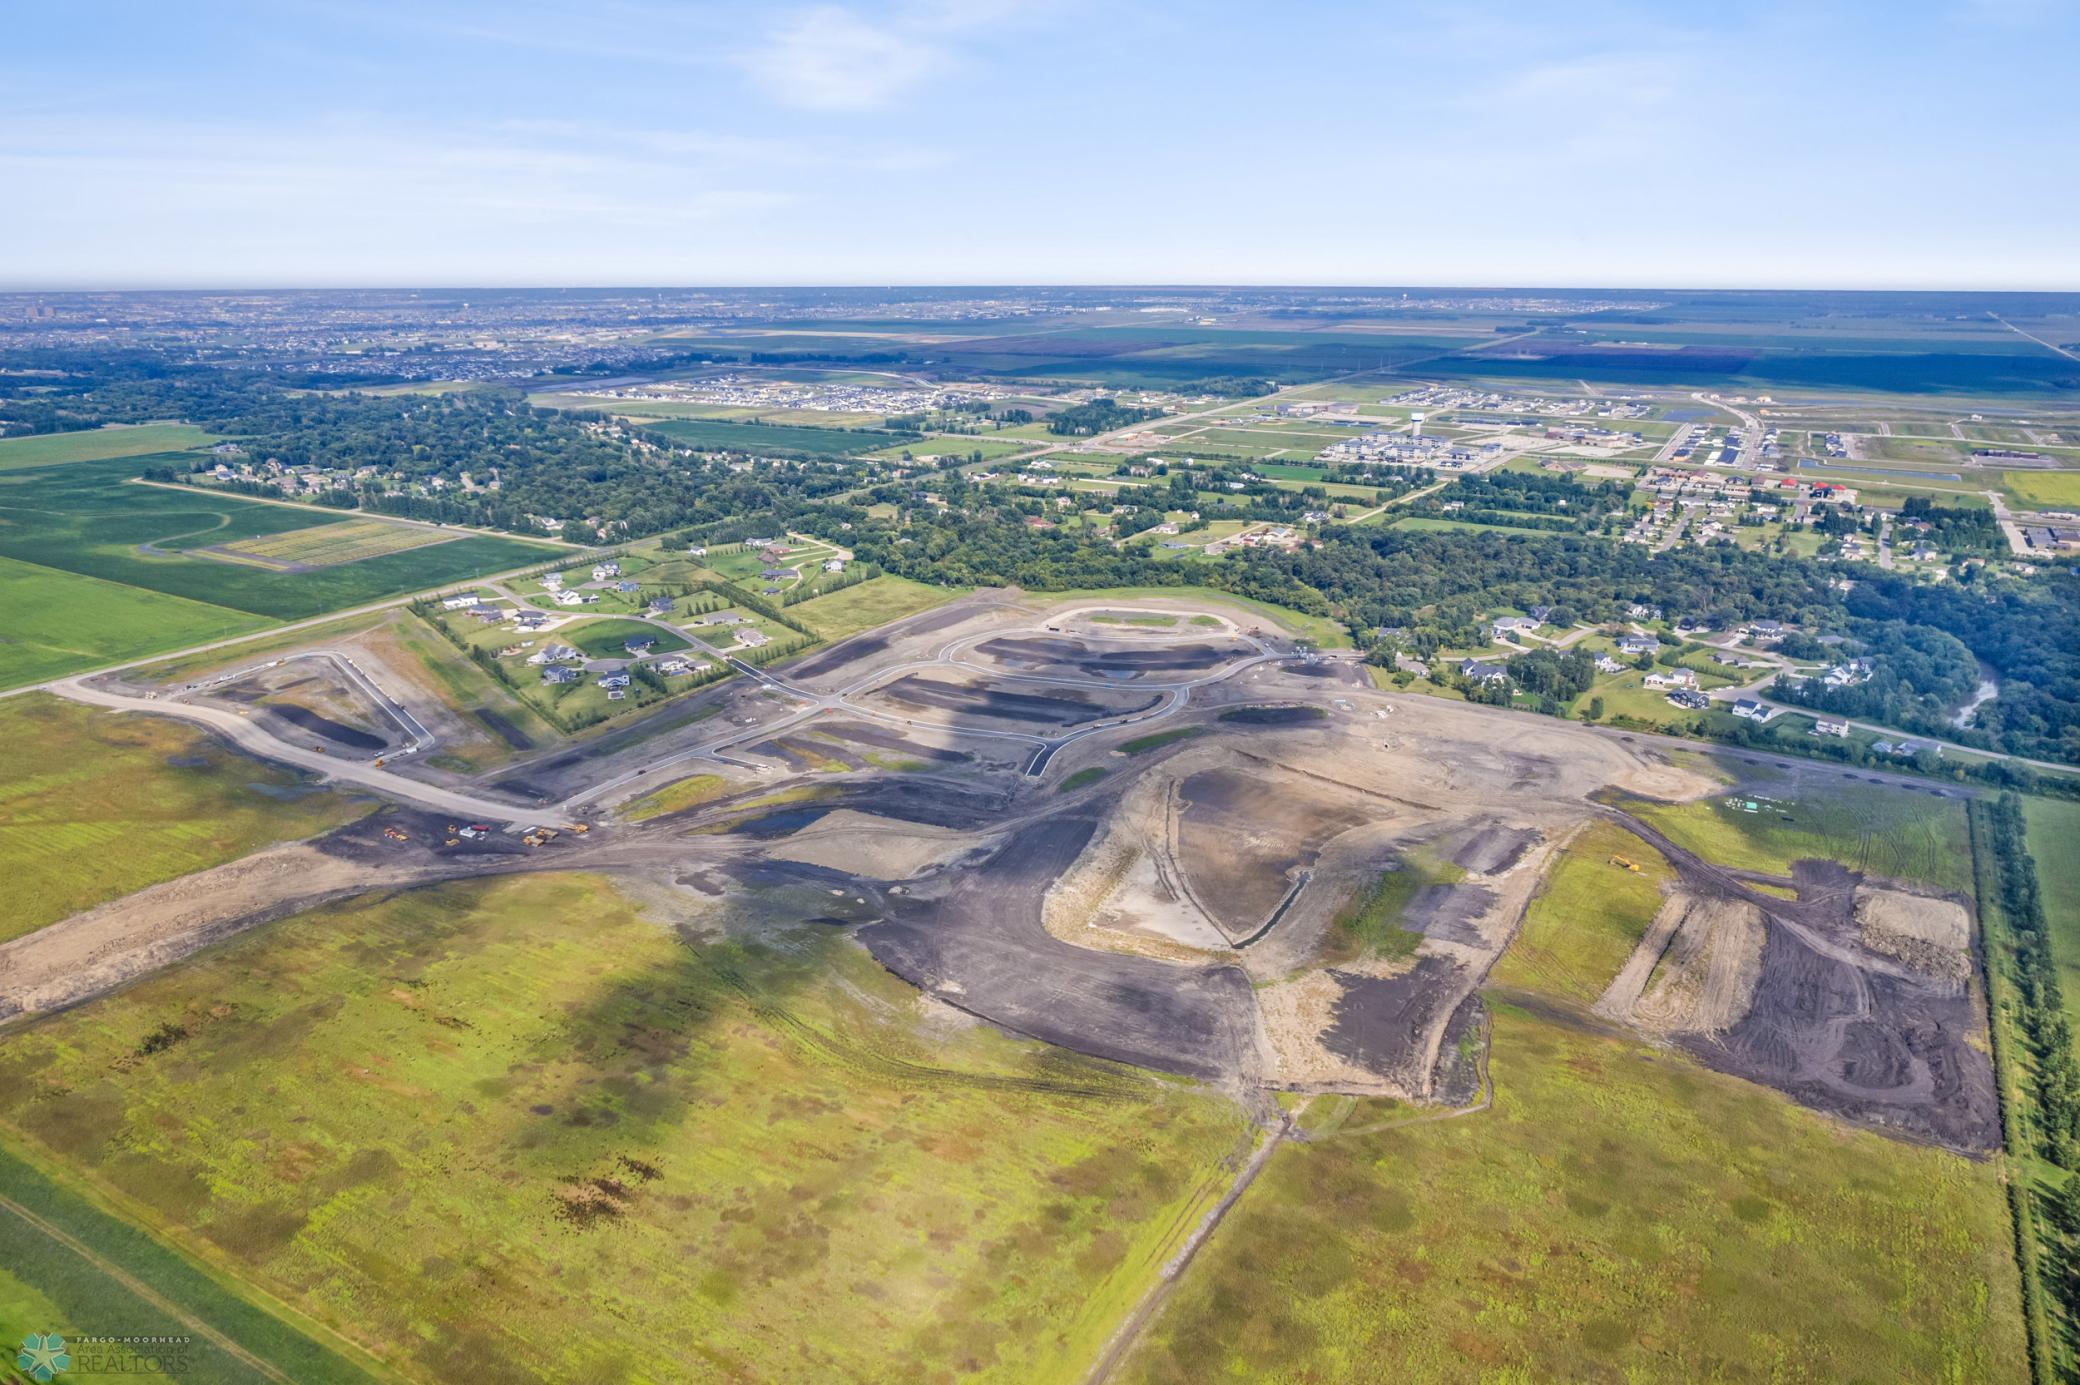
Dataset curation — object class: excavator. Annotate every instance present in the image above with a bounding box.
[1608,854,1642,873]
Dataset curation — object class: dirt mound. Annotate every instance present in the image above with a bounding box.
[1854,888,1970,988]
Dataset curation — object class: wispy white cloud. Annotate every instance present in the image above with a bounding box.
[740,5,945,110]
[738,1,1050,111]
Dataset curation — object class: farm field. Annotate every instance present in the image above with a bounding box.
[0,423,216,469]
[0,694,368,941]
[788,574,958,640]
[867,435,1034,462]
[0,460,557,620]
[1618,774,1975,896]
[201,517,455,569]
[2024,797,2080,1031]
[0,873,1249,1383]
[0,553,268,689]
[642,417,909,456]
[2003,470,2080,509]
[1118,994,2026,1383]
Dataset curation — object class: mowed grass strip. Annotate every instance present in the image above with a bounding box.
[1120,997,2027,1384]
[1490,821,1675,1003]
[0,873,1247,1383]
[0,694,368,940]
[0,554,270,689]
[0,424,215,470]
[789,574,958,641]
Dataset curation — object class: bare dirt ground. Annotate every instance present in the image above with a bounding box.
[6,591,2001,1150]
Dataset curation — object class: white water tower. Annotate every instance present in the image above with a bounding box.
[1409,410,1425,437]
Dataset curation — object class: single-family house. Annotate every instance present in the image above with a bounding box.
[1459,658,1508,684]
[1812,719,1851,737]
[1731,698,1775,721]
[592,562,621,582]
[540,666,579,685]
[1644,668,1698,690]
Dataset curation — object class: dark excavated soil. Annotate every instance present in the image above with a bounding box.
[1217,705,1327,726]
[813,721,973,763]
[1428,992,1486,1107]
[1175,767,1375,935]
[267,703,386,750]
[790,633,889,681]
[1682,914,1998,1152]
[1402,881,1499,947]
[973,637,1241,679]
[1323,955,1469,1091]
[858,813,1257,1081]
[1451,822,1540,875]
[873,675,1156,725]
[473,707,531,750]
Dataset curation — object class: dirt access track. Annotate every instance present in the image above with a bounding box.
[12,590,1997,1150]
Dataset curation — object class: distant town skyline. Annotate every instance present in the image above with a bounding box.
[6,1,2077,289]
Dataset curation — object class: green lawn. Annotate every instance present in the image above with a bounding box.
[1119,727,1203,755]
[788,574,958,641]
[0,424,216,470]
[0,553,270,689]
[0,873,1247,1383]
[0,694,368,940]
[1489,821,1675,1004]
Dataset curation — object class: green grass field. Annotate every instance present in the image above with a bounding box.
[0,424,216,470]
[1120,994,2026,1383]
[1119,727,1202,755]
[564,618,688,658]
[0,873,1247,1382]
[0,694,368,941]
[621,772,728,822]
[788,574,958,640]
[2002,470,2080,510]
[1619,776,1975,896]
[0,553,269,689]
[0,459,556,622]
[1489,822,1674,1003]
[642,417,906,456]
[2025,797,2080,1032]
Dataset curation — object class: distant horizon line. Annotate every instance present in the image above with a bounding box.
[3,281,2078,298]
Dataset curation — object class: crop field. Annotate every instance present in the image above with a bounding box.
[0,874,1249,1383]
[0,460,556,621]
[1619,776,1974,896]
[2003,470,2080,509]
[1120,995,2025,1382]
[0,553,268,689]
[789,574,958,641]
[868,435,1033,462]
[0,424,217,470]
[0,694,367,941]
[642,417,909,456]
[1489,822,1675,1004]
[2025,797,2080,1031]
[204,518,454,569]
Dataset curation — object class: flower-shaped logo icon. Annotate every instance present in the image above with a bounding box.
[16,1332,70,1382]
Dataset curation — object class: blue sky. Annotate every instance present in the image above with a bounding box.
[5,0,2076,288]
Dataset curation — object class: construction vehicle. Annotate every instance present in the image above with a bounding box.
[382,826,409,843]
[1609,854,1642,873]
[372,758,384,768]
[444,837,459,848]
